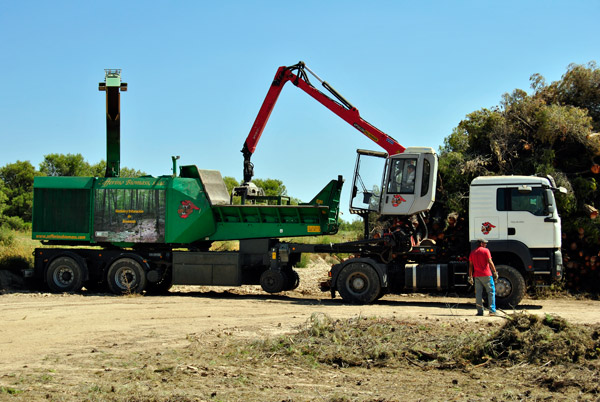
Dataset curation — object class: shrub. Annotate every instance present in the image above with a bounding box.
[2,216,30,232]
[0,227,14,247]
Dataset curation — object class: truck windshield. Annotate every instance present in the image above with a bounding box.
[496,187,548,216]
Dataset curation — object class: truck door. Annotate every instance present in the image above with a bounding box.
[349,150,387,214]
[498,186,557,248]
[470,184,505,241]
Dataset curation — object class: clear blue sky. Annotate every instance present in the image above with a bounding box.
[1,1,597,216]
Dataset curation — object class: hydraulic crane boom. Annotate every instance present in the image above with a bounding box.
[241,61,406,184]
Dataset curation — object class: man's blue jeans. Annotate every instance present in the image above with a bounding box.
[475,276,496,314]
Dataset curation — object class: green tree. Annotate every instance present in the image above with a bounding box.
[252,178,287,197]
[90,160,106,177]
[120,166,147,178]
[89,160,146,178]
[0,161,39,221]
[223,176,240,194]
[39,153,93,177]
[544,62,600,131]
[339,218,363,233]
[0,180,8,217]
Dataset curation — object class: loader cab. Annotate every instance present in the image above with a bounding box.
[349,147,438,216]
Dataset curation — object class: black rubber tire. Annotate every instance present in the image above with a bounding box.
[260,270,285,294]
[145,270,173,295]
[107,258,147,295]
[336,262,381,304]
[283,270,300,291]
[46,256,84,293]
[495,264,526,308]
[375,288,387,301]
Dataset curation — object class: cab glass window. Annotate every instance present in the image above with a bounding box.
[387,159,417,194]
[497,187,547,216]
[420,159,430,197]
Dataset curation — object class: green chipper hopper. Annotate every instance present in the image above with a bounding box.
[30,69,343,296]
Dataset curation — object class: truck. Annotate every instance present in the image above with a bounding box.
[324,161,565,307]
[29,64,564,307]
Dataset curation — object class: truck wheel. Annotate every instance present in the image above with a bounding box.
[145,270,173,295]
[46,256,84,293]
[495,264,526,308]
[337,262,381,304]
[260,270,285,293]
[283,270,300,291]
[375,289,387,301]
[107,258,147,295]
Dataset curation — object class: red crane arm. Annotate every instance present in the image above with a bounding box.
[241,62,405,183]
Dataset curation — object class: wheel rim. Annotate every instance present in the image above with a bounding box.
[264,276,276,288]
[260,270,285,293]
[496,277,512,298]
[114,267,138,291]
[53,266,74,287]
[346,272,368,296]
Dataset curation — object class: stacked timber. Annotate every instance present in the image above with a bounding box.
[563,227,600,294]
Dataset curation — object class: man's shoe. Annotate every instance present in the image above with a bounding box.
[489,312,497,316]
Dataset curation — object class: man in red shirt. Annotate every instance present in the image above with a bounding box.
[468,238,499,316]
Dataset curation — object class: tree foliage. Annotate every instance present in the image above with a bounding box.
[0,180,8,217]
[40,155,147,178]
[223,176,240,195]
[439,62,600,221]
[252,178,287,197]
[0,161,39,221]
[40,153,93,177]
[118,166,147,178]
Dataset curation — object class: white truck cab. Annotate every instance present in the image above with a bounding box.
[349,147,438,217]
[469,175,564,282]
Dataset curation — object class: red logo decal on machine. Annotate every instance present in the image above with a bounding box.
[178,200,200,219]
[481,221,496,235]
[392,194,407,207]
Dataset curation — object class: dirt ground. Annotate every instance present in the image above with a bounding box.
[1,260,600,401]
